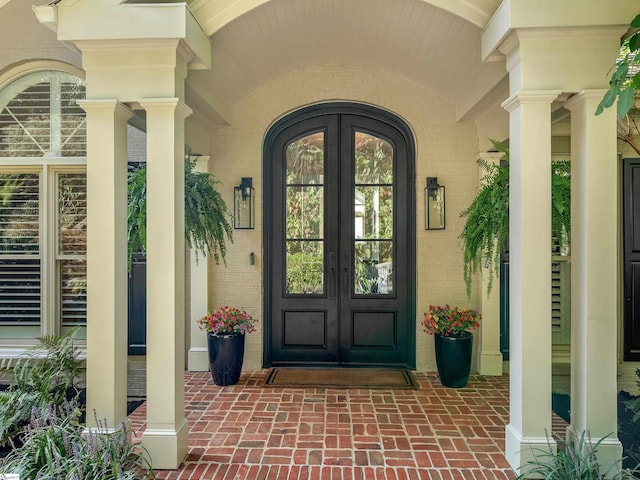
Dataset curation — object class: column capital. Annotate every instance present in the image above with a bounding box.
[564,89,610,111]
[501,90,562,112]
[76,99,134,120]
[477,151,505,164]
[139,97,193,119]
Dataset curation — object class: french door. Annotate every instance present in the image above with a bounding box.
[264,104,415,367]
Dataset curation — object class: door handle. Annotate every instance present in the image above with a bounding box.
[343,252,349,298]
[329,252,336,299]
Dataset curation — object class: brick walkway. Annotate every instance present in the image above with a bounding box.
[128,371,551,480]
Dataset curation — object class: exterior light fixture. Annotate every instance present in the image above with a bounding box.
[425,177,445,230]
[234,177,254,229]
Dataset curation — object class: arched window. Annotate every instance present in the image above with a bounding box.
[0,71,86,157]
[0,69,87,339]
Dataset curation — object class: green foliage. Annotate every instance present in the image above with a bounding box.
[517,431,638,479]
[459,140,510,299]
[0,403,155,480]
[0,329,83,446]
[459,141,572,298]
[127,154,233,264]
[625,369,640,424]
[597,13,640,118]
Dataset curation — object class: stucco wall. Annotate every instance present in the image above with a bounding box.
[207,64,481,372]
[0,1,80,77]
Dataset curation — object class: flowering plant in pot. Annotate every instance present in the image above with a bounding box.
[198,306,258,386]
[422,304,481,388]
[422,304,481,337]
[197,306,257,336]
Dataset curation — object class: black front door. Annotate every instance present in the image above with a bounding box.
[264,104,415,367]
[624,158,640,361]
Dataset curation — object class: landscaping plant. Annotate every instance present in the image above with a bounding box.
[0,329,83,446]
[517,431,638,480]
[0,403,155,480]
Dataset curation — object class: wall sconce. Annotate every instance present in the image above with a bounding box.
[234,177,255,229]
[425,177,445,230]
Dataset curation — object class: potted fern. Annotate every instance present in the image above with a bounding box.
[127,153,233,262]
[459,140,571,298]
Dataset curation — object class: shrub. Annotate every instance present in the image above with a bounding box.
[517,431,638,480]
[0,403,155,480]
[0,329,83,446]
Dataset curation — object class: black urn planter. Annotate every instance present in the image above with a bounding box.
[207,333,245,386]
[434,331,473,388]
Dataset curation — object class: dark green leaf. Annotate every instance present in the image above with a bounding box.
[630,13,640,28]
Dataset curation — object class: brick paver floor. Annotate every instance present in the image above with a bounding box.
[128,371,564,479]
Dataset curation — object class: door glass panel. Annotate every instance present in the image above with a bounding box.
[286,241,324,294]
[285,132,325,295]
[354,131,394,296]
[355,132,393,184]
[286,132,324,184]
[354,241,393,294]
[286,186,323,239]
[354,186,393,240]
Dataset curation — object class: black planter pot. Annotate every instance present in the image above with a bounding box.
[207,333,245,386]
[434,331,473,388]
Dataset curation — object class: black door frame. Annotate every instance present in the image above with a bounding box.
[262,102,416,368]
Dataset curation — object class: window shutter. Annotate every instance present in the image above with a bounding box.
[0,173,40,325]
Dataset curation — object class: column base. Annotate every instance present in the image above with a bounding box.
[141,418,189,470]
[479,351,503,376]
[566,425,623,474]
[187,346,209,371]
[505,423,556,476]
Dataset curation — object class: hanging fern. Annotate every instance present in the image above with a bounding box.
[127,154,233,265]
[459,140,571,298]
[459,140,509,299]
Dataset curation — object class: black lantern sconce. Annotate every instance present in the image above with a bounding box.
[234,177,255,229]
[425,177,445,230]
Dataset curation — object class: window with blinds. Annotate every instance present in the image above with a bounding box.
[57,173,86,326]
[0,70,88,336]
[0,71,86,158]
[0,173,40,325]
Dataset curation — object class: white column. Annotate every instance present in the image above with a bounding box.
[77,99,132,431]
[565,90,622,468]
[188,155,210,372]
[140,98,192,469]
[478,152,505,376]
[502,90,559,473]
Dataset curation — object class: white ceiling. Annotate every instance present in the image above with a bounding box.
[188,0,507,125]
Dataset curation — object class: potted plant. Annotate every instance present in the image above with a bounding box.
[459,140,571,298]
[422,304,481,388]
[197,306,257,386]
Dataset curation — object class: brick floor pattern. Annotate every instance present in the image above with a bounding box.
[128,371,560,480]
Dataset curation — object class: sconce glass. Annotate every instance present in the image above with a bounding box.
[425,177,445,230]
[234,177,255,229]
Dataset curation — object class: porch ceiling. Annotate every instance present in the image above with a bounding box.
[186,0,507,124]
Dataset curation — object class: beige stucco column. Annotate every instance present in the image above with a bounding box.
[502,90,559,470]
[77,99,132,431]
[477,152,505,376]
[188,155,211,372]
[565,90,622,467]
[140,98,192,469]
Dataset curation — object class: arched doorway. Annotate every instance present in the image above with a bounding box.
[263,103,416,368]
